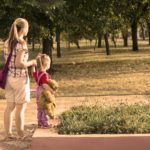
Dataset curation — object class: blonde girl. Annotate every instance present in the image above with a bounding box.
[3,18,37,140]
[32,54,53,128]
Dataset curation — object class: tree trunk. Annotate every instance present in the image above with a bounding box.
[97,33,102,48]
[50,36,53,65]
[38,39,41,51]
[131,20,139,51]
[42,37,53,65]
[141,25,145,40]
[122,33,128,47]
[94,39,97,51]
[90,40,92,46]
[147,21,150,45]
[67,41,70,50]
[75,41,80,49]
[32,35,35,51]
[28,36,32,45]
[56,27,61,58]
[111,34,117,48]
[104,33,110,55]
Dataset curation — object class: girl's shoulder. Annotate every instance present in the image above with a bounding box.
[40,71,51,80]
[42,71,49,77]
[17,40,28,51]
[15,44,28,54]
[35,71,50,79]
[36,71,47,77]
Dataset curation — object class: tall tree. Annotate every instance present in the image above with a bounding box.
[113,0,150,51]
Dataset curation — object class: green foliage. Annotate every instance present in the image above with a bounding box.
[0,0,63,39]
[113,0,150,23]
[0,0,150,51]
[57,104,150,134]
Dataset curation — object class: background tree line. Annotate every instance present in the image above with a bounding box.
[0,0,150,64]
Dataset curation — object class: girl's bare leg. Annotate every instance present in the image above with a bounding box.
[15,103,27,138]
[4,102,15,138]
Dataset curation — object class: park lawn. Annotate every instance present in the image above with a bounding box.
[0,39,150,97]
[53,60,150,96]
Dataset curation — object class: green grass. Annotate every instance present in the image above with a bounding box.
[57,104,150,134]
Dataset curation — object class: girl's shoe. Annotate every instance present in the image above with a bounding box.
[16,131,26,140]
[38,124,52,129]
[17,135,27,140]
[3,134,16,141]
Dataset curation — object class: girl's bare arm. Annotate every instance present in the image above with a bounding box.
[15,50,36,68]
[32,65,36,74]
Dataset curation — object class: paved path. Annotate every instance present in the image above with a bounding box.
[0,95,150,150]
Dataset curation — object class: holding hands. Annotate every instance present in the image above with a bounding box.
[31,53,42,67]
[32,59,37,66]
[36,53,45,60]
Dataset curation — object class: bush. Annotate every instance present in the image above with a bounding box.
[57,104,150,134]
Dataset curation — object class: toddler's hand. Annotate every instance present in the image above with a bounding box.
[50,89,55,94]
[36,53,42,60]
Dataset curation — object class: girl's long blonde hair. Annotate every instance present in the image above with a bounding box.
[7,18,28,49]
[37,54,51,71]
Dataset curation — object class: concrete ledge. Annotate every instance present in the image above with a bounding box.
[32,129,150,150]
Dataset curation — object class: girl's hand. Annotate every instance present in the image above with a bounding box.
[36,53,42,60]
[32,59,37,66]
[50,89,55,94]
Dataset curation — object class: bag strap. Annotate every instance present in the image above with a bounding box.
[37,71,46,85]
[6,42,16,65]
[4,42,17,71]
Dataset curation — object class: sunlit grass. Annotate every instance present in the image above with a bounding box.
[0,39,150,97]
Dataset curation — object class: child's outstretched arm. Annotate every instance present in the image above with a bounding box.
[31,53,42,74]
[32,65,36,74]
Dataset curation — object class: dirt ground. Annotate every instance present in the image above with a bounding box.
[0,95,150,150]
